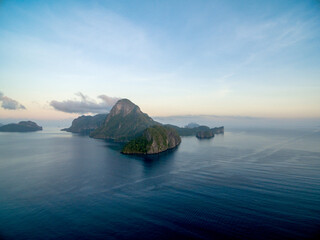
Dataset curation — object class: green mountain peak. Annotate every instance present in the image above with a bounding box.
[90,99,158,141]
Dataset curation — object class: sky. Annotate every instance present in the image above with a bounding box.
[0,0,320,124]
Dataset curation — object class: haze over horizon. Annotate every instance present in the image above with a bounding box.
[1,0,320,122]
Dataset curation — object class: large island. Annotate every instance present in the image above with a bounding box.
[90,99,158,141]
[62,98,224,155]
[89,99,181,154]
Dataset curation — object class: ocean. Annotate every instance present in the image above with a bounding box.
[0,127,319,239]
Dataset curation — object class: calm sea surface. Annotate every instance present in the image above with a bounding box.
[0,127,319,240]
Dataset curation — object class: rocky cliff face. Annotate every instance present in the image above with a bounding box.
[90,99,158,141]
[109,99,140,117]
[212,126,224,134]
[62,114,107,134]
[0,121,42,132]
[196,126,224,138]
[122,125,181,154]
[196,130,214,139]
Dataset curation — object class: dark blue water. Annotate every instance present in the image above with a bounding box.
[0,127,320,240]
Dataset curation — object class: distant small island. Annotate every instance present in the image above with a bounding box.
[165,124,224,138]
[0,121,42,132]
[62,99,224,155]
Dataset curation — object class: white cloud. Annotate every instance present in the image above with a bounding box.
[216,88,232,98]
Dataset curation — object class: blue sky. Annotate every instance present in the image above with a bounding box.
[0,0,319,120]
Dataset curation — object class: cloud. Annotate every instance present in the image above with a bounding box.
[0,91,26,110]
[216,87,232,98]
[50,92,119,114]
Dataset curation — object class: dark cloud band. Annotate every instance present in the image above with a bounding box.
[0,91,26,110]
[50,92,119,114]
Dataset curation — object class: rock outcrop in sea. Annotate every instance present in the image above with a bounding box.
[122,125,181,155]
[196,130,214,139]
[212,126,224,134]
